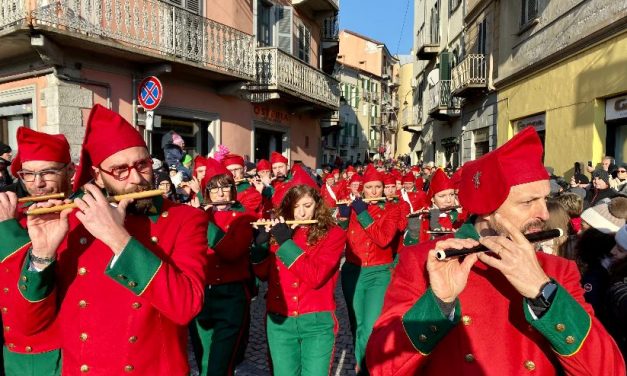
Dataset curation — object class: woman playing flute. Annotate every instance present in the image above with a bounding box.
[189,158,256,376]
[251,165,345,376]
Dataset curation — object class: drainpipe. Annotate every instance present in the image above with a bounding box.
[56,73,111,109]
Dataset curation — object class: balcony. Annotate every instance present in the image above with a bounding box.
[320,15,339,74]
[401,106,424,133]
[427,80,461,118]
[292,0,339,13]
[249,47,340,110]
[451,54,487,97]
[340,135,350,147]
[0,0,255,80]
[416,23,440,60]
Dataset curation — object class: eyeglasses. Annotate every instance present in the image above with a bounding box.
[158,182,172,189]
[99,158,152,181]
[208,185,232,194]
[17,164,68,182]
[618,170,627,173]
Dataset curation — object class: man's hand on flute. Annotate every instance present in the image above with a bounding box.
[27,197,73,270]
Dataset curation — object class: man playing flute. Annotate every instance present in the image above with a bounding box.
[0,127,74,375]
[14,104,209,375]
[366,127,625,375]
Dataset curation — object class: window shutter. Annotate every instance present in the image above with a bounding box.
[275,6,293,54]
[355,86,360,107]
[440,51,451,80]
[185,0,200,14]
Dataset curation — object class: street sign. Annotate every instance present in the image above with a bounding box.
[137,76,163,111]
[145,110,154,131]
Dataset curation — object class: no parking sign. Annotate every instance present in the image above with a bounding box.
[137,76,163,111]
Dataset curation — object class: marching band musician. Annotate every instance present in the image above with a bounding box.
[251,165,345,375]
[189,157,257,376]
[14,104,209,375]
[418,168,467,243]
[320,171,339,211]
[339,165,401,372]
[221,153,263,217]
[366,127,625,375]
[0,127,74,375]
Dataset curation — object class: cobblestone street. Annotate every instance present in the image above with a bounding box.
[190,281,357,376]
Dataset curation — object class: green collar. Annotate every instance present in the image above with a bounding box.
[147,195,164,223]
[232,201,246,212]
[454,215,480,241]
[236,181,250,193]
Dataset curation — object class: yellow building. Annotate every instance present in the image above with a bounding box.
[497,31,627,176]
[395,58,420,162]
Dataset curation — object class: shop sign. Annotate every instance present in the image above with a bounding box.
[606,94,627,121]
[254,105,290,124]
[516,113,545,132]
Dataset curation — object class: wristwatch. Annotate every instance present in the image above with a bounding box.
[529,280,558,310]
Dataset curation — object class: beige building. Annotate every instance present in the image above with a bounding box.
[395,55,420,164]
[322,30,398,166]
[0,0,340,169]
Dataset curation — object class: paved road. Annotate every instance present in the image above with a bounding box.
[190,281,357,375]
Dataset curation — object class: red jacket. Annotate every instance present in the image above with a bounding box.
[419,207,467,242]
[253,225,345,316]
[366,237,626,375]
[205,203,256,285]
[345,203,400,267]
[236,182,263,218]
[16,198,209,375]
[320,183,339,209]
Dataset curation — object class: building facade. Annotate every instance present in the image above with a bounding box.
[0,0,340,168]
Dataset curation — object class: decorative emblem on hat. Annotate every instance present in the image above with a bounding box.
[473,171,481,189]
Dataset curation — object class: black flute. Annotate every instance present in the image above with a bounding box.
[435,228,563,260]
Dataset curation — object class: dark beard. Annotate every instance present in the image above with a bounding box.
[275,175,286,182]
[101,180,154,215]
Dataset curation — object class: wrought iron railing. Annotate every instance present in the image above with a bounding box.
[451,54,486,92]
[322,15,338,41]
[0,0,25,30]
[416,22,440,53]
[253,47,340,109]
[428,80,461,113]
[1,0,255,79]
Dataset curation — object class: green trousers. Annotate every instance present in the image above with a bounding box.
[341,262,391,373]
[3,348,61,376]
[189,282,251,376]
[267,311,337,376]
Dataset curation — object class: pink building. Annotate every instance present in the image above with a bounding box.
[0,0,339,168]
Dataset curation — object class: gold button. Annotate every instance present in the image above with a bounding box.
[128,281,137,288]
[274,296,280,300]
[292,282,298,288]
[292,296,298,301]
[216,278,221,282]
[418,334,428,343]
[25,346,32,352]
[292,311,298,316]
[7,343,14,349]
[117,274,125,280]
[129,336,137,343]
[565,336,575,344]
[131,302,142,309]
[215,264,220,269]
[79,237,87,245]
[429,325,438,333]
[4,326,9,332]
[462,315,472,326]
[80,364,89,373]
[80,333,88,342]
[78,300,88,308]
[1,307,7,313]
[465,354,475,362]
[124,365,134,372]
[161,211,169,218]
[20,285,26,291]
[524,360,536,371]
[3,288,8,293]
[21,276,27,282]
[555,323,565,332]
[78,267,87,276]
[151,236,158,243]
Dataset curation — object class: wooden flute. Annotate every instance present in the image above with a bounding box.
[336,196,397,205]
[26,189,165,215]
[204,200,237,206]
[251,219,318,226]
[435,228,563,260]
[18,193,65,203]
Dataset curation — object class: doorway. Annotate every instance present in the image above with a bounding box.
[254,127,285,163]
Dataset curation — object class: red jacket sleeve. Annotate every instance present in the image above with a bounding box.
[213,214,254,263]
[359,205,401,248]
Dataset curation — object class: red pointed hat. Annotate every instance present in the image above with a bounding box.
[192,155,207,177]
[458,127,549,215]
[362,164,383,184]
[256,159,271,172]
[427,168,455,199]
[401,173,415,184]
[346,165,356,173]
[382,173,396,186]
[201,157,233,189]
[271,164,317,208]
[270,151,288,165]
[221,153,244,168]
[73,104,146,191]
[10,127,71,176]
[450,167,463,190]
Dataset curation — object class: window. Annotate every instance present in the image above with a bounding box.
[521,0,538,26]
[256,1,293,53]
[449,0,461,14]
[275,6,293,54]
[257,0,272,47]
[165,0,201,14]
[477,18,487,55]
[297,23,311,63]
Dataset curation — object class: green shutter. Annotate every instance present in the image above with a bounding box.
[355,85,360,107]
[440,51,451,80]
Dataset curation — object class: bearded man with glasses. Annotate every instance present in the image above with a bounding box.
[12,104,209,375]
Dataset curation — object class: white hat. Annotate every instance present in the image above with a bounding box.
[581,203,625,234]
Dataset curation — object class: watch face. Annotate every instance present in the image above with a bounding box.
[542,282,558,300]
